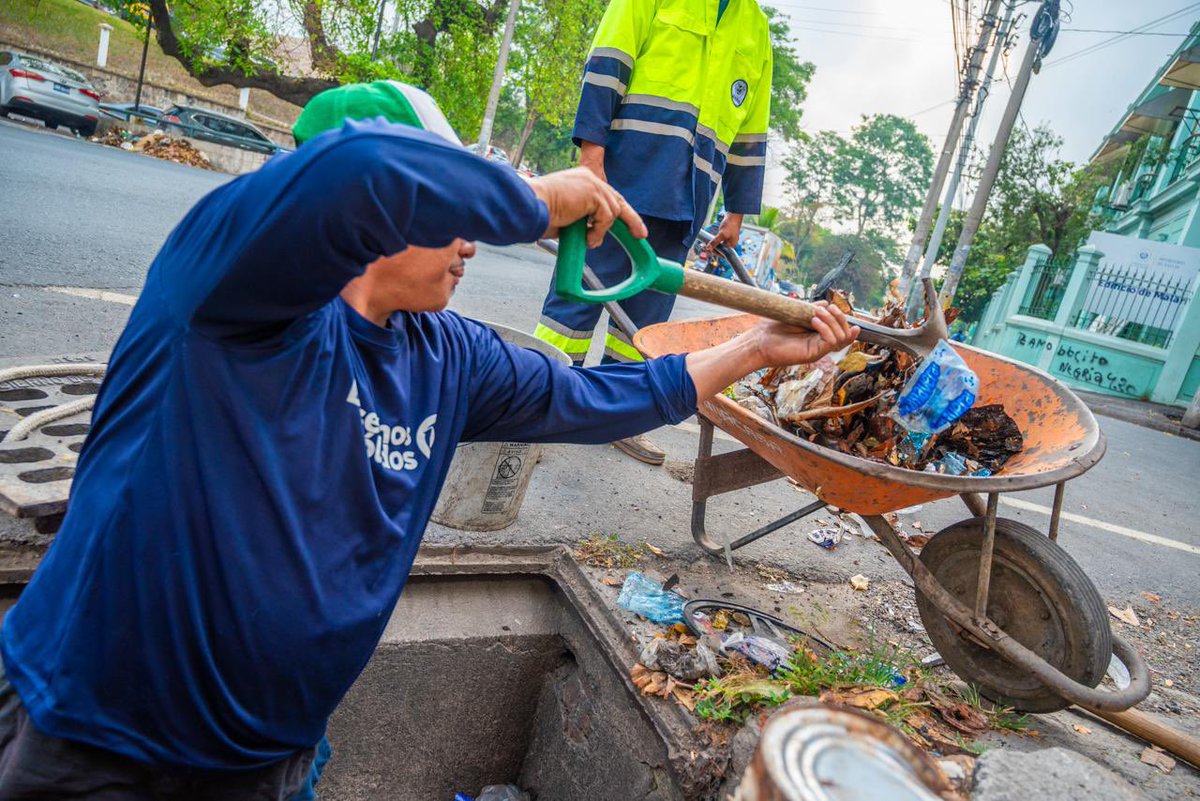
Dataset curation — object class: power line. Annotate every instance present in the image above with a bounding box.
[789,24,942,43]
[1043,3,1200,70]
[763,2,889,15]
[1062,28,1191,36]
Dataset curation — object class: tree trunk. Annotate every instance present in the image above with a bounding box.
[511,110,538,169]
[148,0,337,107]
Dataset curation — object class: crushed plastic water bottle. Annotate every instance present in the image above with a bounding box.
[617,571,686,625]
[891,340,978,435]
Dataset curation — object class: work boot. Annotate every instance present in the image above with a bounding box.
[613,434,665,465]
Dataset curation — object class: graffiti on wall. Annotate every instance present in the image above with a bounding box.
[1011,332,1146,397]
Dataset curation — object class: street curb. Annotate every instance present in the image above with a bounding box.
[1077,391,1200,442]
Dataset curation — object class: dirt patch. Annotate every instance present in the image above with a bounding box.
[664,460,694,484]
[1104,592,1200,715]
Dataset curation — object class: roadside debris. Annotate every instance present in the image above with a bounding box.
[640,636,720,680]
[617,571,686,624]
[1139,746,1176,774]
[850,574,871,591]
[726,295,1023,474]
[574,533,649,569]
[807,525,845,549]
[1108,605,1141,627]
[92,128,214,170]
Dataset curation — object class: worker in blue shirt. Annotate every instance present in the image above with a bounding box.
[0,82,856,799]
[534,0,773,466]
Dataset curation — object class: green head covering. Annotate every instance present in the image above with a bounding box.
[292,80,461,146]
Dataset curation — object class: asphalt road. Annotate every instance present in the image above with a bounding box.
[2,119,1199,609]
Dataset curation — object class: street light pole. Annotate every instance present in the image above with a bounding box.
[938,0,1061,308]
[476,0,521,149]
[906,0,1016,317]
[895,0,1006,301]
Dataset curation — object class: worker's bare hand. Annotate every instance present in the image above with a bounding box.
[529,168,646,249]
[703,212,743,254]
[750,302,860,368]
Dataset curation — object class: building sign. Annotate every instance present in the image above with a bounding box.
[1083,232,1200,327]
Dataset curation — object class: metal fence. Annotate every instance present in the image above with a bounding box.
[1069,264,1194,348]
[1018,257,1074,320]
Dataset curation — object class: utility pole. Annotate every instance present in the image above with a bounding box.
[370,0,387,61]
[939,0,1061,308]
[895,0,1006,300]
[476,0,521,149]
[906,0,1015,317]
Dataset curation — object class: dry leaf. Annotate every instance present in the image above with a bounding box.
[1141,591,1162,605]
[1108,605,1140,626]
[820,687,897,710]
[644,542,666,557]
[1072,724,1092,735]
[849,574,870,591]
[1140,747,1176,774]
[1163,679,1174,688]
[929,692,988,735]
[601,574,623,587]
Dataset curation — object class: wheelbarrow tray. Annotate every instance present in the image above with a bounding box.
[636,314,1106,514]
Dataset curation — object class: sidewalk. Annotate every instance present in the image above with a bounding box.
[1077,390,1200,442]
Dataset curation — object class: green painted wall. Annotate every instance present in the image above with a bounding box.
[999,320,1165,401]
[1178,356,1200,404]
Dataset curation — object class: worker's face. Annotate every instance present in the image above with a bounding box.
[368,239,477,312]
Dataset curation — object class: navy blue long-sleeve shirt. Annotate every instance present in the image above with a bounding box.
[0,119,697,769]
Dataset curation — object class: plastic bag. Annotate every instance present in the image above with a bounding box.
[477,786,530,801]
[721,631,793,674]
[639,638,721,680]
[774,369,828,421]
[617,572,686,625]
[890,340,978,435]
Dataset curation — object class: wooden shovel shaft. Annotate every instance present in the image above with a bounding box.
[680,270,818,329]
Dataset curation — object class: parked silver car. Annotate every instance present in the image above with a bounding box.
[0,51,102,136]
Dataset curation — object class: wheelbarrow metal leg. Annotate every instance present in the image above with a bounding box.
[690,416,824,557]
[975,492,1000,619]
[727,500,827,552]
[1049,482,1066,542]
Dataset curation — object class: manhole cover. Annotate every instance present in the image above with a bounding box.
[0,355,103,518]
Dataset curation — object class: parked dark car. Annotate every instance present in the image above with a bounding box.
[0,51,102,136]
[99,101,164,124]
[159,105,287,154]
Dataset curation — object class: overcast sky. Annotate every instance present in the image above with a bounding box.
[761,0,1200,208]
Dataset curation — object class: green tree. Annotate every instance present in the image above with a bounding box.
[506,0,605,166]
[782,231,896,308]
[763,7,815,143]
[785,114,934,238]
[940,124,1117,322]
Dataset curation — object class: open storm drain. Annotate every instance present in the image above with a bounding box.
[299,548,705,800]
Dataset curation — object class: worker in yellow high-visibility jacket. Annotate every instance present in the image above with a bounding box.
[534,0,773,465]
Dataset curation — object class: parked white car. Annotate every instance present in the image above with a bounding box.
[0,51,102,136]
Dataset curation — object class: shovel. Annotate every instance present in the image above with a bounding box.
[554,219,947,360]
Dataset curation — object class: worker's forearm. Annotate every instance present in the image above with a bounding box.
[579,141,606,179]
[685,332,765,400]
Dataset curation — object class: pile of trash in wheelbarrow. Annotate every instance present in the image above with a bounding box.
[726,293,1024,477]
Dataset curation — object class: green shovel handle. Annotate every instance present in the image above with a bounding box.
[554,218,686,304]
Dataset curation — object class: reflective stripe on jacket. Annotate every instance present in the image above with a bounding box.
[573,0,772,236]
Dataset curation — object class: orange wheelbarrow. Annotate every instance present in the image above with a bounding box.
[636,313,1150,715]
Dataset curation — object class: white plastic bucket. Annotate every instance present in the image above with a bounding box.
[430,321,571,531]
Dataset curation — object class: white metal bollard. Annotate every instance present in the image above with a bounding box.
[97,23,113,68]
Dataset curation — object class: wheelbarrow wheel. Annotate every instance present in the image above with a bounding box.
[915,517,1111,713]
